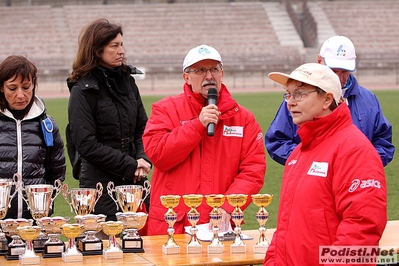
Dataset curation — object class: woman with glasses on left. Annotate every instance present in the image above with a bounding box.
[0,55,66,220]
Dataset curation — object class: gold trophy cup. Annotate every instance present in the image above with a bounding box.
[251,194,273,253]
[205,194,225,254]
[182,194,203,254]
[160,195,181,255]
[115,211,148,253]
[60,223,84,262]
[100,221,124,260]
[226,194,248,254]
[16,225,41,265]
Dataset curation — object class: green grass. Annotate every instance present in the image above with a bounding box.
[45,90,399,231]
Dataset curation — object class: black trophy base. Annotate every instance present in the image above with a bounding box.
[78,240,103,256]
[122,238,144,253]
[43,242,66,258]
[33,238,47,253]
[5,246,25,260]
[0,239,8,255]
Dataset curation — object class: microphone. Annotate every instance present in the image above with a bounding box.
[207,88,218,136]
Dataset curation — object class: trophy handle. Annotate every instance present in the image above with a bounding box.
[62,183,74,213]
[92,182,103,212]
[106,181,119,210]
[140,180,151,209]
[9,173,21,207]
[15,176,31,210]
[49,179,62,210]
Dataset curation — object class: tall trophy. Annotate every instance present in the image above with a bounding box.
[100,221,124,259]
[251,194,273,253]
[60,223,84,262]
[108,181,150,253]
[226,194,248,254]
[205,194,225,254]
[16,225,41,265]
[20,179,62,253]
[74,214,106,256]
[38,216,70,258]
[160,195,180,255]
[0,177,19,255]
[62,182,103,216]
[182,194,203,254]
[0,218,33,260]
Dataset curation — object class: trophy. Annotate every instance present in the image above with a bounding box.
[115,212,147,253]
[182,194,203,254]
[100,221,124,259]
[0,177,19,255]
[16,225,41,265]
[160,195,181,255]
[75,214,106,255]
[226,194,248,254]
[62,182,103,216]
[205,194,225,254]
[108,181,150,253]
[0,218,33,260]
[38,216,69,258]
[20,179,62,253]
[60,223,84,262]
[251,194,273,253]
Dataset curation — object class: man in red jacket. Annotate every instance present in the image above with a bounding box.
[143,44,266,236]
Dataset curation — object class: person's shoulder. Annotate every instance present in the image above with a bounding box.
[153,93,185,106]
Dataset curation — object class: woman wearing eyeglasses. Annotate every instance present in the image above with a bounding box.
[264,63,387,266]
[143,44,266,236]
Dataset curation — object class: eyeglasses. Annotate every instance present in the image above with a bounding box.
[186,66,222,76]
[283,90,317,102]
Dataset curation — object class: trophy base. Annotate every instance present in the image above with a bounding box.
[78,240,103,256]
[187,245,202,254]
[122,239,144,253]
[254,244,268,254]
[103,249,123,260]
[162,244,180,255]
[62,252,83,262]
[6,246,26,260]
[230,244,246,254]
[207,244,224,254]
[19,254,40,265]
[33,238,47,253]
[43,243,66,258]
[0,239,8,255]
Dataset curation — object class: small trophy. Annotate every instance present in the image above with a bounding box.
[0,218,33,260]
[60,223,84,262]
[62,182,103,216]
[75,214,105,256]
[226,194,248,254]
[20,179,62,253]
[38,216,69,258]
[16,225,41,265]
[182,194,203,254]
[251,194,273,253]
[115,212,148,253]
[205,194,225,254]
[160,195,181,255]
[100,221,124,260]
[0,176,19,255]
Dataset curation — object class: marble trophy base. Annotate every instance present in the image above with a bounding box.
[230,244,246,254]
[254,244,268,254]
[19,253,40,265]
[103,247,123,260]
[162,244,180,255]
[62,252,83,263]
[207,244,224,254]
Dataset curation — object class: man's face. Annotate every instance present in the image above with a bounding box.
[182,59,224,98]
[317,55,351,87]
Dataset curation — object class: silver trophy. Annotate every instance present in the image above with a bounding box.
[62,182,103,216]
[0,218,33,260]
[107,181,150,253]
[37,216,70,258]
[0,175,19,255]
[74,214,106,256]
[20,179,62,253]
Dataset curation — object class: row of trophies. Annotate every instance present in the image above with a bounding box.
[0,174,273,265]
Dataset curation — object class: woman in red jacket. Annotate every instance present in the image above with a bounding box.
[264,63,387,266]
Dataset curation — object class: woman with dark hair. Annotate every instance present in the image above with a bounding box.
[0,55,66,219]
[67,19,151,223]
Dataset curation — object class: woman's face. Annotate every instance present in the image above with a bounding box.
[285,80,333,126]
[100,33,125,68]
[1,74,34,111]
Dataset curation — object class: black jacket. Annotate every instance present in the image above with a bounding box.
[0,96,66,219]
[67,66,150,220]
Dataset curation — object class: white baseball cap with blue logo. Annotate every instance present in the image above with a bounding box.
[320,35,356,72]
[183,44,223,71]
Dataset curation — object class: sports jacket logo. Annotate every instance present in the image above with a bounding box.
[348,178,381,193]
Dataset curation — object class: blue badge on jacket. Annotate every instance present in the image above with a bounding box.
[41,118,54,147]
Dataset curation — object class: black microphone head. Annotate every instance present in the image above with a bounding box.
[207,88,218,101]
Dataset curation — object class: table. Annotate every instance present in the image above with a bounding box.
[0,220,397,265]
